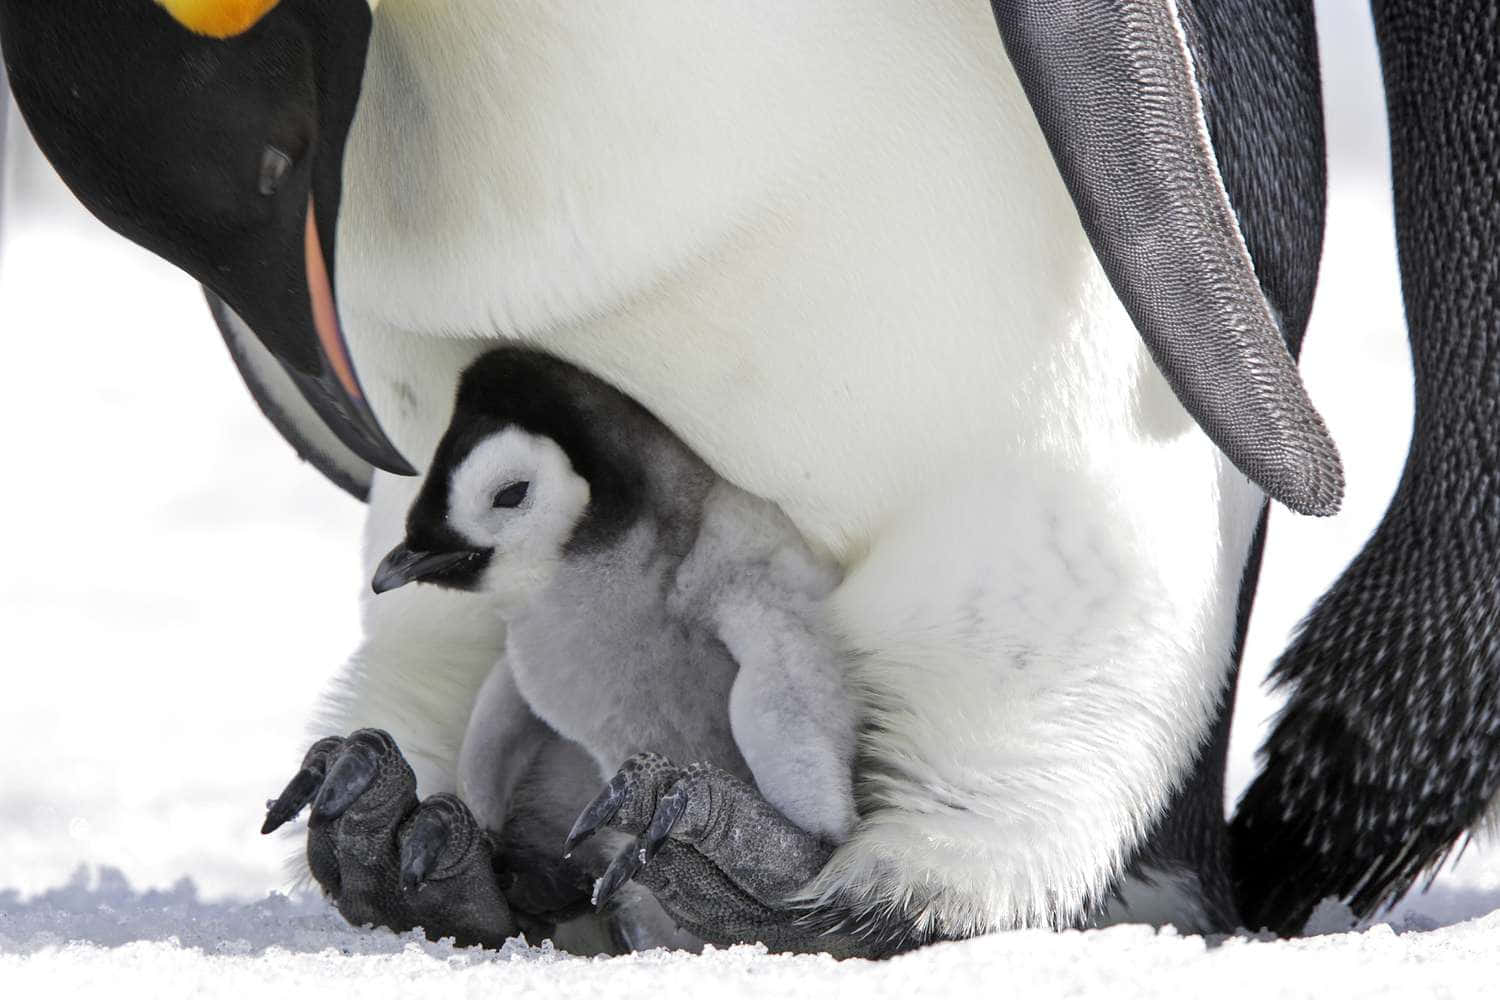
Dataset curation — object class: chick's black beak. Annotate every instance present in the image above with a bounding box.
[372,544,484,594]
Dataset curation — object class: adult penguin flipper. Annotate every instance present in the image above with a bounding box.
[1,45,8,248]
[205,290,374,502]
[989,1,1343,517]
[1233,6,1500,935]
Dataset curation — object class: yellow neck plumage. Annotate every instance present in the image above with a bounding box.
[155,0,281,39]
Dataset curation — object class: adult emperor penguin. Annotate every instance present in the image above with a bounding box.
[1,0,1495,947]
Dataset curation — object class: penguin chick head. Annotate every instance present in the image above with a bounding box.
[373,348,657,602]
[372,426,593,604]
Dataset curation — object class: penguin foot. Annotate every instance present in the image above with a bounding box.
[567,752,907,957]
[262,729,516,949]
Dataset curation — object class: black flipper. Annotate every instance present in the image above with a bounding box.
[1,48,8,247]
[989,0,1343,516]
[206,289,374,502]
[1232,2,1500,935]
[1124,0,1326,931]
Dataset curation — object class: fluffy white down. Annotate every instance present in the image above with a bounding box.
[311,0,1267,934]
[809,453,1260,934]
[446,429,592,610]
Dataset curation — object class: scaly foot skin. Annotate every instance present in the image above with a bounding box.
[566,752,915,959]
[262,729,516,950]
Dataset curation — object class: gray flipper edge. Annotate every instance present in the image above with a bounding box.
[989,0,1343,516]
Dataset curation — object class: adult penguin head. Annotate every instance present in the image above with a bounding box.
[0,0,414,475]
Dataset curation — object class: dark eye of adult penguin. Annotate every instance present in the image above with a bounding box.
[0,0,412,475]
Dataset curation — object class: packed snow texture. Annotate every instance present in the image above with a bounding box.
[2,4,1498,996]
[1,871,1499,1000]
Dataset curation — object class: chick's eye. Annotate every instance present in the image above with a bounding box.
[492,481,530,509]
[258,145,293,197]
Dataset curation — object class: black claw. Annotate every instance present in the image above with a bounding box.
[641,787,688,865]
[261,765,326,835]
[310,742,379,822]
[564,775,625,856]
[400,808,451,894]
[593,845,644,911]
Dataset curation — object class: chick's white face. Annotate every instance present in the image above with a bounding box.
[445,428,591,605]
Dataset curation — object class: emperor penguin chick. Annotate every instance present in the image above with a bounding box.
[373,347,859,844]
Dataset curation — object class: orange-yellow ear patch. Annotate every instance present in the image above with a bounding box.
[156,0,281,39]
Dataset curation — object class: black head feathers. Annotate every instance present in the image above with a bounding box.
[407,347,684,556]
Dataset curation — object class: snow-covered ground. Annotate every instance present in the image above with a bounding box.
[4,878,1500,1000]
[3,4,1498,996]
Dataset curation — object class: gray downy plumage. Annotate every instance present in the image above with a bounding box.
[377,346,860,850]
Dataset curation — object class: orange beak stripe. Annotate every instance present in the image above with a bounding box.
[305,196,363,403]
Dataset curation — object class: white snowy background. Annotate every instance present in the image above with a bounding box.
[3,3,1499,996]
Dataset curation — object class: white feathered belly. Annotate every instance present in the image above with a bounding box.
[339,1,1200,556]
[320,0,1265,933]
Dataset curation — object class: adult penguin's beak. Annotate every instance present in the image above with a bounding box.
[276,191,418,477]
[170,0,414,475]
[0,0,415,475]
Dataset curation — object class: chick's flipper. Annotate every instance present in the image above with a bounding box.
[262,728,515,950]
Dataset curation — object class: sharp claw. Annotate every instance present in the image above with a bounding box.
[593,844,644,910]
[310,742,379,823]
[564,775,625,855]
[400,808,451,894]
[641,787,688,865]
[261,764,326,835]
